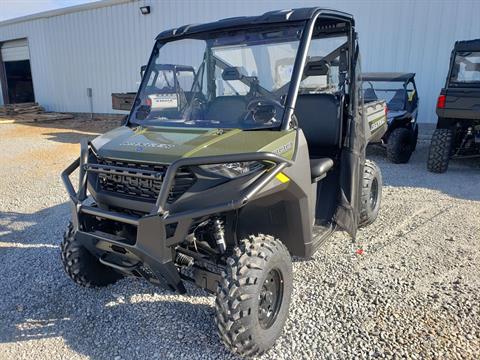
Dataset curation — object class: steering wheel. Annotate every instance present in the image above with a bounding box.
[244,97,284,125]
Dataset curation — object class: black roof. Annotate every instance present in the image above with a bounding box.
[156,8,354,42]
[454,38,480,52]
[362,72,415,82]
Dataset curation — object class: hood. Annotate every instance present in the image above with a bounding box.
[90,126,295,163]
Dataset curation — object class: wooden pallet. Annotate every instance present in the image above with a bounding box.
[0,112,74,124]
[0,101,73,123]
[0,102,44,116]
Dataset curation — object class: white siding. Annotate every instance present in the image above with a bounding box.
[0,0,479,122]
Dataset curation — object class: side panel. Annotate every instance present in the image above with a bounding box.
[236,130,315,257]
[334,42,366,238]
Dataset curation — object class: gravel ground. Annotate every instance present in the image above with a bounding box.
[0,118,479,360]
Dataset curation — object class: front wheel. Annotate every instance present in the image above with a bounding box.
[215,235,293,358]
[359,160,383,228]
[61,222,123,287]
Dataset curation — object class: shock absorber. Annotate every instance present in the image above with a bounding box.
[176,252,194,267]
[213,218,226,254]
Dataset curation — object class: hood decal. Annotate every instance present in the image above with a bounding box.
[119,141,176,150]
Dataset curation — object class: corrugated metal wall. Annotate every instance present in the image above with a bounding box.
[0,0,479,122]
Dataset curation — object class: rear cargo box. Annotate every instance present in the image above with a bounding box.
[112,93,136,111]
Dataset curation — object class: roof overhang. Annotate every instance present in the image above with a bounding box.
[155,7,354,42]
[454,38,480,52]
[0,0,131,27]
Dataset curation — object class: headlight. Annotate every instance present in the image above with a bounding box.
[199,161,265,178]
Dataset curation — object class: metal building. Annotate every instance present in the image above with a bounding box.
[0,0,479,123]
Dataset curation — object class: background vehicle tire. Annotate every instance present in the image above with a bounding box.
[386,127,415,163]
[359,160,383,228]
[412,125,419,151]
[427,128,453,173]
[215,234,293,358]
[61,222,123,287]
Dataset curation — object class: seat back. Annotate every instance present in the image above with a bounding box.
[295,94,342,156]
[363,88,378,102]
[387,89,406,111]
[205,96,246,124]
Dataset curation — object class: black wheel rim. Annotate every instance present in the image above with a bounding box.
[369,178,378,211]
[258,268,284,329]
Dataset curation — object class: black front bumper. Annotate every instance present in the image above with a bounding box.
[61,142,292,293]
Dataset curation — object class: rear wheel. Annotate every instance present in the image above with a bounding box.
[386,127,416,163]
[61,222,123,287]
[412,125,419,151]
[359,160,383,228]
[215,234,293,358]
[427,128,453,173]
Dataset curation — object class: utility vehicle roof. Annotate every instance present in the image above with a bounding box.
[454,38,480,52]
[156,8,354,42]
[362,72,415,82]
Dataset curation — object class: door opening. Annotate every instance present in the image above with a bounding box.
[4,60,35,103]
[0,38,35,104]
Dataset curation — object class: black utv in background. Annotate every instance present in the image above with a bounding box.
[428,39,480,173]
[363,72,419,163]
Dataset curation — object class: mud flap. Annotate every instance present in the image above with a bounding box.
[335,140,366,239]
[334,188,357,238]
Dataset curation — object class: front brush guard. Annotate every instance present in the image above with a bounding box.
[61,141,292,293]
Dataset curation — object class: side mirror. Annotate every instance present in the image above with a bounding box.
[140,65,147,79]
[304,59,330,76]
[253,103,276,124]
[222,66,246,81]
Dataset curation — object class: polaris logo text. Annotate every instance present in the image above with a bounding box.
[120,142,176,150]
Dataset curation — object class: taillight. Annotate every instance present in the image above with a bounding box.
[385,106,388,117]
[145,98,152,107]
[437,94,446,109]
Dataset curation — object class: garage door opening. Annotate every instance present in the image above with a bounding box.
[0,38,35,104]
[4,60,34,103]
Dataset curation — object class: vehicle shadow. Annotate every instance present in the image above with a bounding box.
[42,131,100,144]
[0,203,237,360]
[367,140,480,202]
[4,116,122,145]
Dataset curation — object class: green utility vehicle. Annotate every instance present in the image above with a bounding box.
[61,8,382,357]
[428,39,480,173]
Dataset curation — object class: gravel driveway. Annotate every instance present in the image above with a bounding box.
[0,119,479,360]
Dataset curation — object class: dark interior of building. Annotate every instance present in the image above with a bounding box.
[4,60,35,103]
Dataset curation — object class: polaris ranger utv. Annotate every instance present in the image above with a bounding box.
[363,72,419,163]
[61,8,382,357]
[427,39,480,173]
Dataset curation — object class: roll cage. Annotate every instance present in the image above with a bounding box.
[362,72,418,111]
[127,8,357,131]
[446,39,480,87]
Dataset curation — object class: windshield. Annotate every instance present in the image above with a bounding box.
[132,25,303,129]
[450,51,480,84]
[363,81,406,111]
